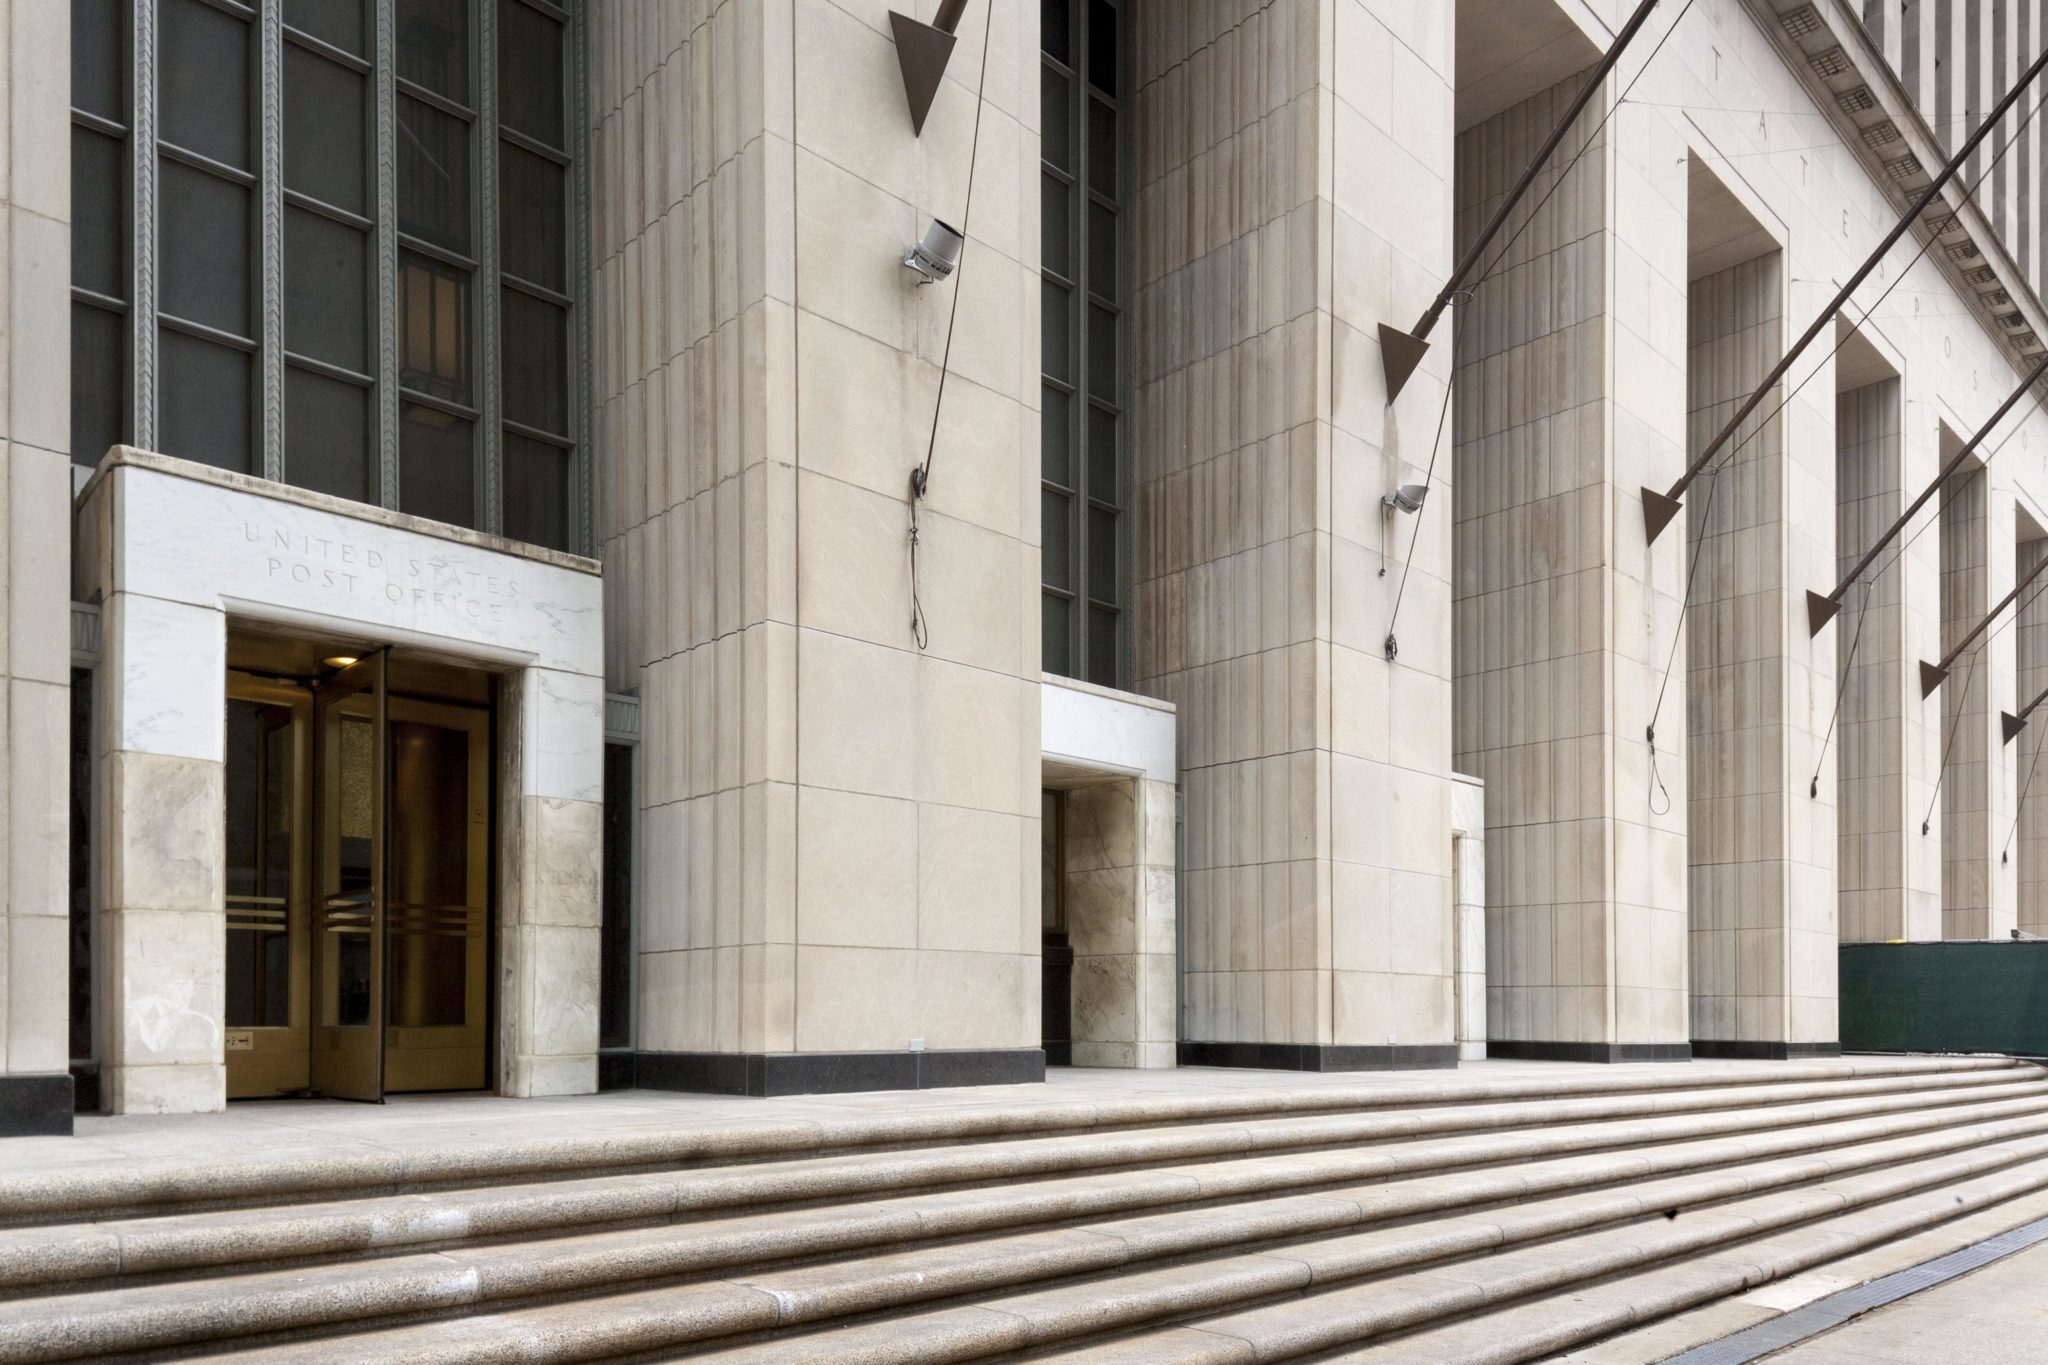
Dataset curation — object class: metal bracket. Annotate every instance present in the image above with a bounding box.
[889,2,967,137]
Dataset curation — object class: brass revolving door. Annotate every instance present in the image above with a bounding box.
[224,635,492,1101]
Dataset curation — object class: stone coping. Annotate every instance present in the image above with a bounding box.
[1039,671,1177,713]
[0,1056,2016,1219]
[79,447,602,577]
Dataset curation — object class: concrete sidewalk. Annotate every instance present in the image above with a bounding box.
[1765,1235,2048,1362]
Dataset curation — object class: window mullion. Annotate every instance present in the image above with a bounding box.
[572,2,593,556]
[259,0,284,481]
[133,0,161,450]
[478,0,504,536]
[1069,0,1090,679]
[374,0,399,508]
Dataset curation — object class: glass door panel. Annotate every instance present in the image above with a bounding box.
[224,676,312,1098]
[310,651,386,1102]
[382,699,490,1092]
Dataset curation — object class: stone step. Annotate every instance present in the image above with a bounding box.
[1279,1157,2048,1364]
[1,1057,2016,1227]
[691,1137,2048,1364]
[29,1089,2048,1362]
[2,1070,2035,1301]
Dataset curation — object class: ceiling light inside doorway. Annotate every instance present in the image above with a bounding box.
[323,655,359,668]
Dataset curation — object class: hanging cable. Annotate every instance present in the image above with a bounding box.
[2004,732,2044,866]
[1923,571,2048,834]
[905,9,993,650]
[1810,580,1874,798]
[1381,0,1699,662]
[1639,87,2046,808]
[1925,647,1980,836]
[1467,0,1698,299]
[1383,295,1469,659]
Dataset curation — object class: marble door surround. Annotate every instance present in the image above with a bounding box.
[74,449,606,1114]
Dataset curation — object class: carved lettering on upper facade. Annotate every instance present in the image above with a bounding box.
[241,520,520,627]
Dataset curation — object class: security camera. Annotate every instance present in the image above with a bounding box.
[904,218,965,283]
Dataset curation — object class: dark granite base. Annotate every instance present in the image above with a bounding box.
[596,1050,636,1092]
[0,1073,74,1137]
[1691,1039,1843,1061]
[632,1048,1046,1097]
[1177,1041,1458,1071]
[1487,1040,1693,1063]
[69,1062,99,1113]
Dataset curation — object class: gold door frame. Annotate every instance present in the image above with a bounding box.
[223,673,313,1099]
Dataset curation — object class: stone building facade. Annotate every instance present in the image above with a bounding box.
[2,0,2048,1135]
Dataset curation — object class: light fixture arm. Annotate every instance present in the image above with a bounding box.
[1646,39,2048,543]
[1917,548,2048,697]
[1809,349,2048,635]
[1379,0,1665,403]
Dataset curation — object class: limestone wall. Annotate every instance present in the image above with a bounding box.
[590,0,1042,1066]
[1132,0,1459,1062]
[1,0,75,1127]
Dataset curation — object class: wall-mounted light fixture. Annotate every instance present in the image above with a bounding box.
[904,218,964,284]
[1383,484,1429,514]
[1378,483,1427,578]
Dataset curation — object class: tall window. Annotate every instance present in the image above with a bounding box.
[68,0,587,554]
[1040,0,1130,687]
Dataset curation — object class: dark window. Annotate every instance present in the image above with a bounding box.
[502,431,569,551]
[401,401,474,526]
[285,208,370,370]
[497,0,564,149]
[68,0,584,549]
[1040,0,1129,688]
[397,0,471,101]
[500,143,567,291]
[159,159,252,335]
[284,45,368,215]
[285,0,366,57]
[69,0,129,470]
[398,95,473,255]
[600,743,634,1051]
[159,0,252,169]
[286,367,372,502]
[502,289,567,434]
[71,305,125,467]
[72,130,126,298]
[72,0,127,122]
[160,329,253,472]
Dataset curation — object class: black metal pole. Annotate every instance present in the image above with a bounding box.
[1918,550,2048,697]
[1809,350,2048,635]
[1379,0,1664,403]
[1643,40,2048,542]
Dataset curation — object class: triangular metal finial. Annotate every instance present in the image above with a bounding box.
[1806,590,1840,636]
[2004,711,2028,744]
[1378,324,1430,403]
[889,11,958,137]
[1920,660,1949,697]
[1642,487,1683,543]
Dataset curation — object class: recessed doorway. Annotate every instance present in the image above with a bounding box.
[224,628,493,1101]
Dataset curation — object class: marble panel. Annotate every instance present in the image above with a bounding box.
[101,595,225,763]
[85,455,603,675]
[517,669,607,804]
